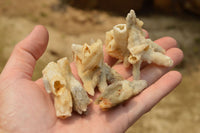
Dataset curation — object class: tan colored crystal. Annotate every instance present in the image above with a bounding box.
[72,39,103,96]
[96,80,147,109]
[105,10,173,80]
[57,57,91,114]
[42,57,91,117]
[42,61,72,118]
[72,40,123,95]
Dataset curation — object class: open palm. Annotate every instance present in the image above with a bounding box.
[0,26,183,133]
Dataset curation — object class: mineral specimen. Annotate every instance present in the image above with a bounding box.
[105,10,173,80]
[42,61,73,118]
[72,39,123,95]
[96,80,147,109]
[42,9,173,117]
[42,57,90,118]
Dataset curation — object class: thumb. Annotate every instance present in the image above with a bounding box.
[1,25,49,79]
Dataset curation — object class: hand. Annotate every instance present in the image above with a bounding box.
[0,26,183,133]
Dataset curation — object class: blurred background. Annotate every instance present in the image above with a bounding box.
[0,0,200,132]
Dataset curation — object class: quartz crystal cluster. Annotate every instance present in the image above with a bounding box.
[42,10,173,118]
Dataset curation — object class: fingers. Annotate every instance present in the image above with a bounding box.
[1,25,49,79]
[154,36,178,50]
[136,48,183,85]
[121,48,183,127]
[104,29,149,66]
[124,71,182,127]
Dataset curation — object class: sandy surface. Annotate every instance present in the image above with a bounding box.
[0,0,200,132]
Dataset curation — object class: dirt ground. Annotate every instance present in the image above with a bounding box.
[0,0,200,132]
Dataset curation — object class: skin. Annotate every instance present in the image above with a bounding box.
[0,25,183,133]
